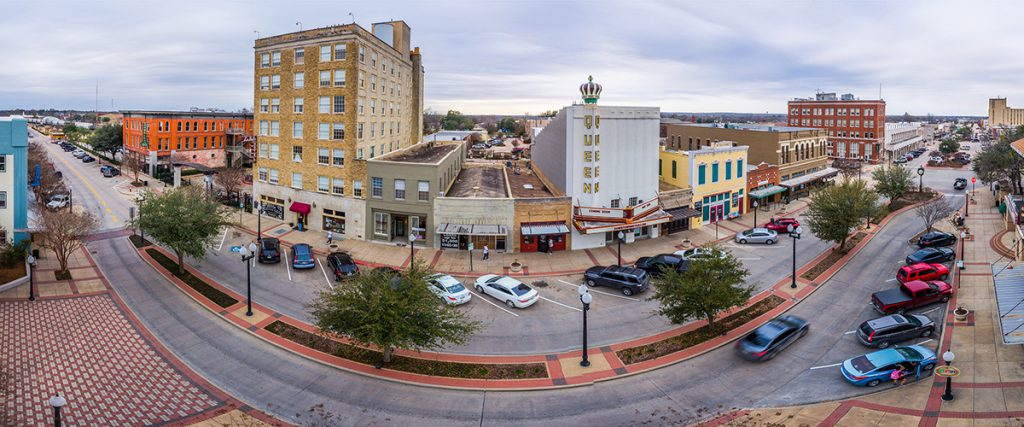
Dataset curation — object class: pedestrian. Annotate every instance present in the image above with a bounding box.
[483,245,489,260]
[548,242,554,255]
[891,364,906,386]
[326,231,333,245]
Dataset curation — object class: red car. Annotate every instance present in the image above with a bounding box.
[896,263,949,284]
[763,218,800,233]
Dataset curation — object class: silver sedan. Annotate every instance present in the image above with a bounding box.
[735,228,779,245]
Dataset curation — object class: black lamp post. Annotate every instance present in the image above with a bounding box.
[138,194,146,243]
[788,225,803,289]
[27,254,36,301]
[240,242,257,316]
[578,285,593,367]
[752,200,759,228]
[616,231,624,266]
[408,234,417,267]
[964,189,969,218]
[917,166,925,193]
[49,394,66,427]
[942,350,956,401]
[254,201,262,242]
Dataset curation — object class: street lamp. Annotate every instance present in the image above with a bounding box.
[964,188,970,218]
[240,242,257,317]
[942,350,956,401]
[49,393,67,427]
[27,254,36,301]
[254,201,262,242]
[577,284,593,367]
[616,231,625,266]
[916,166,925,193]
[787,225,803,289]
[752,200,759,227]
[408,234,417,266]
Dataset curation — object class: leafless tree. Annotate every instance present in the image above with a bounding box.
[915,194,955,232]
[27,142,68,211]
[213,167,246,199]
[832,158,862,180]
[124,153,143,185]
[38,209,98,276]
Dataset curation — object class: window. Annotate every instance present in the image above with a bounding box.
[258,167,267,182]
[610,199,620,208]
[737,159,744,177]
[357,123,364,139]
[671,160,677,179]
[259,120,269,136]
[318,176,329,192]
[332,178,345,195]
[320,45,331,62]
[259,143,268,158]
[371,52,377,67]
[358,98,364,114]
[359,71,365,88]
[319,71,330,87]
[260,76,269,90]
[333,70,345,87]
[374,212,388,236]
[394,179,406,200]
[271,51,280,66]
[725,161,732,180]
[270,98,280,113]
[293,72,304,89]
[357,148,363,159]
[370,75,376,91]
[260,53,270,67]
[332,123,345,140]
[177,122,182,132]
[353,180,363,197]
[270,121,279,136]
[371,177,383,198]
[698,164,707,185]
[711,162,719,182]
[294,48,304,64]
[270,75,280,89]
[269,144,279,160]
[260,98,269,113]
[292,122,303,138]
[332,149,344,166]
[292,146,302,162]
[334,43,346,60]
[629,196,638,206]
[293,97,303,113]
[268,169,279,185]
[418,180,429,202]
[333,96,345,113]
[291,172,303,189]
[317,148,329,165]
[319,96,330,113]
[318,123,329,140]
[359,46,365,62]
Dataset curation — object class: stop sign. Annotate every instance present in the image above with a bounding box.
[971,177,977,184]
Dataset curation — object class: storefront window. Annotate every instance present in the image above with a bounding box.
[373,212,388,236]
[322,209,345,234]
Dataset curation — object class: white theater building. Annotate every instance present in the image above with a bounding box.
[531,76,668,250]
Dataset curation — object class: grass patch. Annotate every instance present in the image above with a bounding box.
[616,295,786,365]
[0,262,26,284]
[55,270,72,281]
[266,321,548,380]
[145,248,238,308]
[128,234,152,248]
[800,232,867,281]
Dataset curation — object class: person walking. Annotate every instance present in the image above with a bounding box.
[483,245,489,260]
[326,231,333,245]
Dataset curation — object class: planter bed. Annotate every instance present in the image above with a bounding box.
[129,234,152,248]
[800,232,867,281]
[146,248,238,308]
[266,321,548,380]
[616,295,786,365]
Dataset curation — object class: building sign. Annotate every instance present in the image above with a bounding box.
[576,207,625,219]
[440,234,459,249]
[260,195,285,220]
[582,113,601,194]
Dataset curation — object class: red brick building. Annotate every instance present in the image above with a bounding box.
[746,162,782,209]
[122,110,254,174]
[786,93,885,163]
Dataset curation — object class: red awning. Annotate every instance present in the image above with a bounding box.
[289,202,311,215]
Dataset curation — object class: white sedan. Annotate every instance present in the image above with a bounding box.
[428,274,471,305]
[473,275,539,309]
[673,247,727,260]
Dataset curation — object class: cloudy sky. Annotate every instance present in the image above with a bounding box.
[2,0,1020,116]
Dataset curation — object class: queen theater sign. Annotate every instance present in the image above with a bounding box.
[582,113,600,194]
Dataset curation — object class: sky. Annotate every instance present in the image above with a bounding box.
[1,0,1021,116]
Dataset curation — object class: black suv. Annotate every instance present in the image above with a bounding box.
[917,231,957,248]
[906,247,955,265]
[634,254,690,277]
[583,265,650,296]
[856,314,935,348]
[326,251,358,281]
[953,178,967,190]
[258,238,281,263]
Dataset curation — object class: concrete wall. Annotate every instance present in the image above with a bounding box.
[432,197,515,249]
[254,180,366,239]
[531,108,568,195]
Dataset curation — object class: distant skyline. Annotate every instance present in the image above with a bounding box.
[1,0,1020,116]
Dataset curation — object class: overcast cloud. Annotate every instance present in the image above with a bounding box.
[1,0,1019,115]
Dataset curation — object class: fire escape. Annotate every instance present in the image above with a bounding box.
[225,127,256,168]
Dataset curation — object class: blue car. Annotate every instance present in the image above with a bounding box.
[840,345,937,387]
[290,243,316,269]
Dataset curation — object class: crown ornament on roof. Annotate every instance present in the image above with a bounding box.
[580,76,602,104]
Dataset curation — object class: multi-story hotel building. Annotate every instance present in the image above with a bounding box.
[252,21,424,237]
[121,111,254,174]
[787,92,886,163]
[884,122,923,161]
[989,98,1024,127]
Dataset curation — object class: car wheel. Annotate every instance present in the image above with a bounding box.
[621,287,634,296]
[475,284,483,293]
[940,274,948,281]
[586,279,597,287]
[921,328,933,337]
[505,299,516,309]
[739,239,747,244]
[866,379,881,387]
[940,295,950,303]
[877,341,890,349]
[766,240,775,245]
[799,328,808,338]
[922,363,935,373]
[765,351,776,361]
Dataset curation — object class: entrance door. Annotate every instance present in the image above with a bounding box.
[538,236,549,253]
[393,216,406,240]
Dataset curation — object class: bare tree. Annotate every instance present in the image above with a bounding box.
[27,143,67,212]
[914,194,955,232]
[213,167,246,199]
[832,158,863,180]
[38,209,98,277]
[124,153,143,185]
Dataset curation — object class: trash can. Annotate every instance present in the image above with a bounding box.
[143,180,149,187]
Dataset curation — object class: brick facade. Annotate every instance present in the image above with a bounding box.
[786,98,885,163]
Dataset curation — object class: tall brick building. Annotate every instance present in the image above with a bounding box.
[787,92,885,163]
[252,20,424,236]
[121,111,254,174]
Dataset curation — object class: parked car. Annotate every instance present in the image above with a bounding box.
[762,218,800,233]
[910,151,922,158]
[961,144,971,150]
[735,315,809,361]
[72,149,86,158]
[673,247,727,260]
[583,265,650,296]
[897,263,949,283]
[100,166,120,177]
[325,251,358,280]
[928,156,944,164]
[893,156,908,164]
[870,280,952,314]
[46,194,69,210]
[856,314,936,348]
[81,155,95,163]
[290,243,316,269]
[634,253,690,277]
[471,143,488,150]
[735,228,778,245]
[427,273,471,305]
[258,238,281,263]
[917,231,957,248]
[905,247,955,265]
[61,144,75,152]
[473,275,539,308]
[840,345,937,387]
[953,178,967,190]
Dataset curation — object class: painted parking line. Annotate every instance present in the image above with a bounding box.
[915,339,934,346]
[735,257,762,261]
[844,330,857,335]
[919,307,942,315]
[556,279,639,301]
[317,258,333,289]
[466,290,518,317]
[886,278,897,282]
[809,362,842,370]
[284,252,293,281]
[540,296,583,312]
[215,228,228,252]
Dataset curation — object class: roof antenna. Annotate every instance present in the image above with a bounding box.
[296,21,302,31]
[349,12,355,23]
[253,30,260,39]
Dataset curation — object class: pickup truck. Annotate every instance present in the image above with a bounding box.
[870,280,952,315]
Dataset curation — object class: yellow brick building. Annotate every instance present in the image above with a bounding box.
[252,21,424,239]
[659,141,748,229]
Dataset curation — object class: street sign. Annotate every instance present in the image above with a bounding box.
[971,177,977,184]
[935,366,960,378]
[467,242,474,251]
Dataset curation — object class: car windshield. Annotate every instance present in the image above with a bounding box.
[445,283,466,293]
[262,241,277,250]
[511,284,533,296]
[850,355,876,373]
[895,347,923,360]
[295,246,309,256]
[906,316,921,326]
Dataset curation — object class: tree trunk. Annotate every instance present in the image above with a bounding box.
[382,346,394,364]
[175,249,185,274]
[839,235,848,253]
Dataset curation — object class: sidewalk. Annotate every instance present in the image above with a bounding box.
[232,197,812,278]
[702,187,1024,427]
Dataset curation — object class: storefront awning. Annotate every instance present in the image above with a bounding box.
[779,167,839,188]
[993,262,1024,345]
[665,207,700,221]
[289,202,311,215]
[749,185,787,198]
[435,223,508,236]
[521,223,570,236]
[574,209,673,234]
